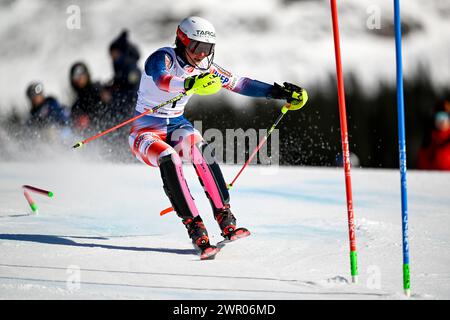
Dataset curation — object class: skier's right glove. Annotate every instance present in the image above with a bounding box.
[269,82,308,110]
[184,73,222,96]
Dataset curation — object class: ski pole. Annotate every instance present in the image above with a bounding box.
[72,92,188,149]
[72,74,223,149]
[227,104,290,190]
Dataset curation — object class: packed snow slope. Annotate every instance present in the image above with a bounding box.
[0,159,449,299]
[1,0,450,116]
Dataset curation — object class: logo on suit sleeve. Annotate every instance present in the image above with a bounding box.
[211,65,233,86]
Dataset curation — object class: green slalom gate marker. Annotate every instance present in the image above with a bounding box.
[350,251,358,279]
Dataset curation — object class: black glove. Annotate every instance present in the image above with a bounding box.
[269,82,308,110]
[269,82,303,102]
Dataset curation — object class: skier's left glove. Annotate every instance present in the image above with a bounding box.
[269,82,308,110]
[184,73,222,96]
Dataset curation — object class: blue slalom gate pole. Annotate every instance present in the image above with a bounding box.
[394,0,410,297]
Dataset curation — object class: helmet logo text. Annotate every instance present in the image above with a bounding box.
[195,30,216,38]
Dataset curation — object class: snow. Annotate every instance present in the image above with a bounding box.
[1,159,449,299]
[1,0,450,117]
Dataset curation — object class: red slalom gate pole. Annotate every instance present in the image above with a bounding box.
[330,0,358,283]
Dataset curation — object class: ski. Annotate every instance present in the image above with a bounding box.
[193,243,220,260]
[193,228,250,260]
[199,245,220,260]
[217,227,251,249]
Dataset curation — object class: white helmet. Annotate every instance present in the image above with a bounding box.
[176,16,216,69]
[177,16,216,44]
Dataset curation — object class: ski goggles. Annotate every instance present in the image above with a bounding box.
[186,40,215,56]
[177,27,215,56]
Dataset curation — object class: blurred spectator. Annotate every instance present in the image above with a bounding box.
[335,152,360,167]
[107,30,141,122]
[70,61,111,131]
[26,81,69,128]
[417,111,450,170]
[440,99,450,113]
[422,98,450,147]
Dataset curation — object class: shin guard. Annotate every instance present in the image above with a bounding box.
[191,142,230,212]
[159,153,199,220]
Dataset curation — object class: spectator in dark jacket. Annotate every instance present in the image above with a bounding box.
[107,30,141,122]
[70,62,111,131]
[26,81,69,128]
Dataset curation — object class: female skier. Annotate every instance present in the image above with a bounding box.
[129,16,308,259]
